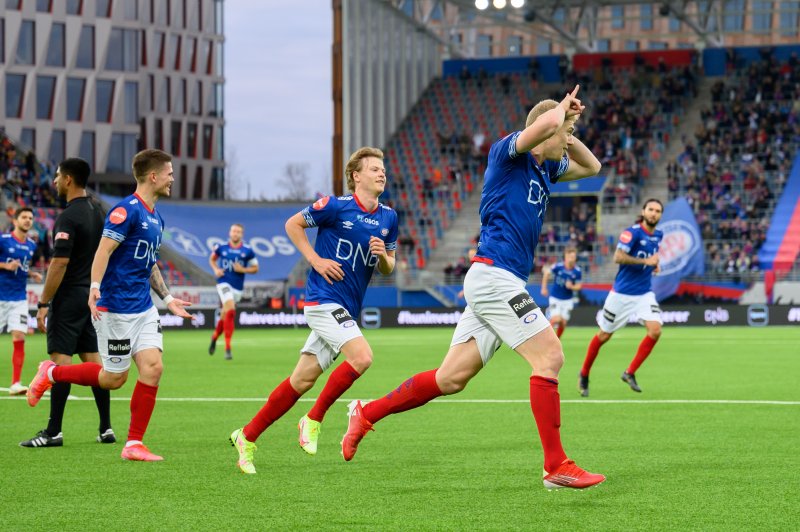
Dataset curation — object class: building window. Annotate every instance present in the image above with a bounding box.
[0,19,4,63]
[170,34,181,70]
[156,0,170,25]
[476,34,492,57]
[66,77,85,121]
[5,74,26,118]
[507,35,523,56]
[15,20,35,65]
[176,78,186,114]
[208,82,222,117]
[206,40,215,74]
[175,0,184,28]
[723,0,745,31]
[21,128,35,150]
[193,167,204,199]
[76,25,95,69]
[123,0,138,20]
[214,0,223,34]
[625,40,640,51]
[155,31,166,68]
[36,76,56,120]
[157,76,170,113]
[154,118,164,150]
[171,120,182,156]
[649,41,668,50]
[5,0,21,9]
[108,133,138,172]
[179,164,188,199]
[36,0,52,12]
[780,1,799,35]
[105,28,139,72]
[210,167,223,199]
[96,80,115,122]
[611,5,624,28]
[49,130,66,163]
[124,81,139,124]
[79,131,94,169]
[596,39,610,52]
[536,38,551,55]
[96,0,111,17]
[752,0,773,32]
[640,4,654,30]
[46,23,65,67]
[66,0,82,15]
[203,124,213,159]
[191,80,201,115]
[669,15,681,31]
[187,122,198,158]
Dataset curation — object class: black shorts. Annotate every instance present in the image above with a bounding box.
[47,286,98,355]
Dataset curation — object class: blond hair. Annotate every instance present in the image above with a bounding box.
[132,149,172,183]
[525,99,559,128]
[344,147,383,193]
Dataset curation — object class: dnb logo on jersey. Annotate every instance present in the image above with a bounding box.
[508,292,538,323]
[657,220,701,275]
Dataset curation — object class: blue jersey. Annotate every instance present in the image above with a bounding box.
[301,194,398,317]
[613,223,663,296]
[550,262,582,300]
[98,194,165,313]
[474,131,569,281]
[212,242,257,291]
[0,233,37,301]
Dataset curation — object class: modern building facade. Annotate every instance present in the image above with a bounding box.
[1,0,225,199]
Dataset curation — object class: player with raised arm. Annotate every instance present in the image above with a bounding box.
[229,147,397,474]
[579,199,664,397]
[541,246,582,339]
[1,208,42,395]
[26,149,192,461]
[340,87,606,490]
[208,223,258,360]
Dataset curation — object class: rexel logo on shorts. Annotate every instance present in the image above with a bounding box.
[108,339,132,356]
[508,292,537,321]
[331,307,356,328]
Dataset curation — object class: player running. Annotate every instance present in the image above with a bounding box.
[208,223,258,360]
[229,147,398,474]
[541,246,582,338]
[339,86,606,490]
[579,199,664,397]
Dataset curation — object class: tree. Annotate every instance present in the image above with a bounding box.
[277,163,312,201]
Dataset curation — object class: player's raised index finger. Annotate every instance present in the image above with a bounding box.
[570,84,580,98]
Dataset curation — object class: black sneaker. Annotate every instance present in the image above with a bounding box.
[621,372,642,393]
[20,429,63,448]
[224,349,232,360]
[209,336,217,355]
[97,428,117,444]
[578,373,589,397]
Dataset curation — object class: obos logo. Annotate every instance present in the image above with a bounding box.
[657,220,701,276]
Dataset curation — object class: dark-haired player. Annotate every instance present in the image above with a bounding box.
[541,246,582,338]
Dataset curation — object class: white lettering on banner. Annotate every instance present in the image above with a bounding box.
[207,236,296,259]
[335,238,378,271]
[160,314,185,327]
[239,312,307,326]
[704,307,730,325]
[788,308,800,323]
[594,309,690,324]
[133,238,160,263]
[398,310,463,325]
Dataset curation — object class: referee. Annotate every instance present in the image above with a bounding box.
[20,158,115,448]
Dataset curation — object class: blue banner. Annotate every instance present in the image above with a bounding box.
[102,196,310,281]
[652,197,705,301]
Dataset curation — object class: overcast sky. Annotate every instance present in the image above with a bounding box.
[224,2,332,200]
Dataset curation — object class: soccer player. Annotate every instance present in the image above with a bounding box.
[1,207,42,395]
[208,223,258,360]
[229,147,397,474]
[340,86,607,490]
[20,158,115,448]
[578,199,664,397]
[541,246,582,339]
[26,149,192,462]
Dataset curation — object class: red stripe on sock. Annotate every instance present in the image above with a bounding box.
[128,380,159,443]
[307,361,360,423]
[11,339,24,383]
[223,309,235,350]
[362,369,442,424]
[243,378,301,442]
[581,335,603,377]
[530,375,568,473]
[52,362,102,387]
[627,335,658,375]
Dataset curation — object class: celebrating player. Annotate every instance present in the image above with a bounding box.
[579,199,664,397]
[26,149,192,461]
[340,86,606,490]
[1,207,42,395]
[20,158,115,448]
[541,246,582,338]
[208,223,258,360]
[229,147,398,474]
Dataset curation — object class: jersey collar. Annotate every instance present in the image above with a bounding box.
[11,231,27,244]
[638,223,656,235]
[228,241,243,249]
[353,194,379,214]
[133,192,155,214]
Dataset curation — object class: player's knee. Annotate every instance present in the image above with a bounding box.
[647,326,662,340]
[597,331,612,343]
[348,350,373,374]
[543,347,565,372]
[140,359,164,381]
[436,373,468,395]
[103,371,127,390]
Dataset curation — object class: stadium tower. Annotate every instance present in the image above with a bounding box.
[1,0,225,199]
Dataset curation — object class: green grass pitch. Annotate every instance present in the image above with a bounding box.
[1,326,798,530]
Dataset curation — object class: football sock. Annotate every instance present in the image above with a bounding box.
[243,378,301,442]
[52,363,102,387]
[307,361,360,423]
[92,386,112,432]
[128,381,158,442]
[11,339,24,383]
[627,335,658,375]
[46,381,71,436]
[212,315,224,340]
[529,375,568,473]
[555,323,565,338]
[363,369,442,424]
[581,335,603,377]
[223,309,235,350]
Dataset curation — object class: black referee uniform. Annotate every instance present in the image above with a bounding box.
[48,196,103,355]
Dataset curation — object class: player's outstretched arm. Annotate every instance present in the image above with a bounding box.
[559,136,602,182]
[149,264,192,317]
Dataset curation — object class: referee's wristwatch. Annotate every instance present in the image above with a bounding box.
[37,302,51,309]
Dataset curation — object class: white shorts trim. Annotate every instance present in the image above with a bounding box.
[217,282,243,304]
[547,296,575,320]
[0,299,28,334]
[451,262,550,366]
[597,291,662,333]
[301,303,363,371]
[93,306,163,373]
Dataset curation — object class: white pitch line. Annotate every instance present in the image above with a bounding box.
[1,396,797,405]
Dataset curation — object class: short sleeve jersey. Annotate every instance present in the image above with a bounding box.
[52,197,104,290]
[474,131,569,281]
[98,194,165,314]
[301,194,398,317]
[612,223,663,296]
[0,233,37,301]
[212,242,257,291]
[550,262,582,300]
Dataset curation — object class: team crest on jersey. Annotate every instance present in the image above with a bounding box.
[381,228,389,236]
[619,230,633,244]
[109,207,127,224]
[313,196,330,210]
